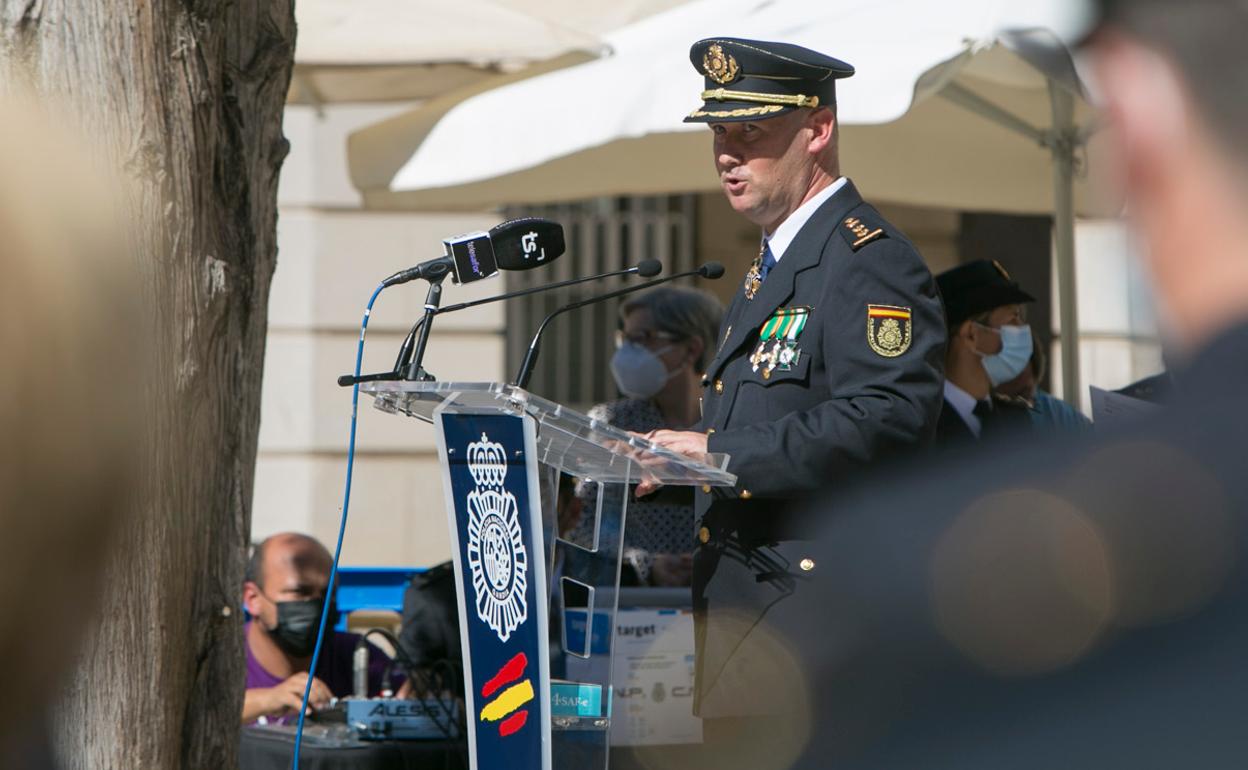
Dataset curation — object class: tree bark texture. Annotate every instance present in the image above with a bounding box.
[1,2,295,767]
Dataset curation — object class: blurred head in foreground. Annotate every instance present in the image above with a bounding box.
[0,97,140,761]
[1088,0,1248,353]
[768,3,1248,768]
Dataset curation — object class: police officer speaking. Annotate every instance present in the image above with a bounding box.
[640,37,946,727]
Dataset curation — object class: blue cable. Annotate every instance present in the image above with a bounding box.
[291,282,386,769]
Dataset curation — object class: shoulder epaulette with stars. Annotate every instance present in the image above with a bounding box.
[839,213,888,251]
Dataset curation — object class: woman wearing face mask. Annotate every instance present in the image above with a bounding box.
[994,331,1093,434]
[575,287,723,586]
[933,260,1037,449]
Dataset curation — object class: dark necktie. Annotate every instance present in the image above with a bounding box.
[972,399,996,439]
[758,240,777,281]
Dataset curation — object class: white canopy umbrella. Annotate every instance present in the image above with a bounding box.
[348,0,1105,402]
[289,0,691,104]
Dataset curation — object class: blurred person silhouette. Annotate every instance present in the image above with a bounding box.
[573,286,722,586]
[397,476,586,695]
[242,533,400,724]
[719,1,1248,767]
[398,561,461,698]
[0,99,141,769]
[995,332,1093,434]
[934,259,1037,448]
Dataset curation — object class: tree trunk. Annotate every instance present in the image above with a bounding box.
[0,1,295,767]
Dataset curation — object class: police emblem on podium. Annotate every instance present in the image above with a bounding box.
[466,433,529,643]
[437,412,551,770]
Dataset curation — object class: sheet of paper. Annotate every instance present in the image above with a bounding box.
[1090,385,1160,427]
[608,609,701,747]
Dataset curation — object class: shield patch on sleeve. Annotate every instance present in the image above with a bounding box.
[867,304,912,357]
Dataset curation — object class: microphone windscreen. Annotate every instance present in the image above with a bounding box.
[700,261,726,279]
[636,259,663,278]
[490,217,566,271]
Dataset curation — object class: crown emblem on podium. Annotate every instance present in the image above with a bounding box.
[467,433,508,488]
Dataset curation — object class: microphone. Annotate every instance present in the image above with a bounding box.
[353,640,369,698]
[337,259,665,387]
[387,258,659,381]
[372,217,568,384]
[490,216,566,271]
[514,262,725,389]
[381,217,566,288]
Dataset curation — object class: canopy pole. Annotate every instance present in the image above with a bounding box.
[940,82,1047,144]
[1049,82,1081,409]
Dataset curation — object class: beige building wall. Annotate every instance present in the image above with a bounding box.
[254,104,504,567]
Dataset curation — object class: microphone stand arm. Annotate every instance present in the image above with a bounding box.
[513,271,696,389]
[437,266,642,315]
[391,264,650,380]
[340,261,680,388]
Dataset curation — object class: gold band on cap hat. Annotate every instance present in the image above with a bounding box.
[700,88,820,109]
[687,104,786,119]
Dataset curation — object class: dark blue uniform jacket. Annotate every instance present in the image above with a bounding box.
[693,179,946,715]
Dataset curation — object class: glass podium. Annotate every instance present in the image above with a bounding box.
[363,381,736,770]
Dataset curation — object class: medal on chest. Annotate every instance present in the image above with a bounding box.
[749,306,810,379]
[742,242,765,300]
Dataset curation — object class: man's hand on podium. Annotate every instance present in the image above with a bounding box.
[633,429,709,497]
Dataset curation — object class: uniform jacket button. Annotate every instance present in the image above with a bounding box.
[799,558,816,572]
[739,489,752,500]
[698,526,711,544]
[701,484,711,494]
[715,379,724,394]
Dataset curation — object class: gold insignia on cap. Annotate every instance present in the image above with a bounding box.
[702,43,740,85]
[867,304,913,357]
[701,88,819,108]
[992,260,1011,280]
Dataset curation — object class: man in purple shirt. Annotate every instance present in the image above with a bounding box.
[241,532,397,725]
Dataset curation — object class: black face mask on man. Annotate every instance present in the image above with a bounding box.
[264,596,329,659]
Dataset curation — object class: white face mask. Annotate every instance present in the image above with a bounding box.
[976,323,1033,386]
[610,343,680,400]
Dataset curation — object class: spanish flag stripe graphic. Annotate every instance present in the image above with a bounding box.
[498,710,529,737]
[481,652,527,698]
[480,680,535,722]
[868,309,911,319]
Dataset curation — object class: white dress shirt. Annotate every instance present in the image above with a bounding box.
[764,176,849,261]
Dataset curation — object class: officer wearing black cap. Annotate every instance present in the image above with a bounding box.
[643,38,945,723]
[934,259,1037,447]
